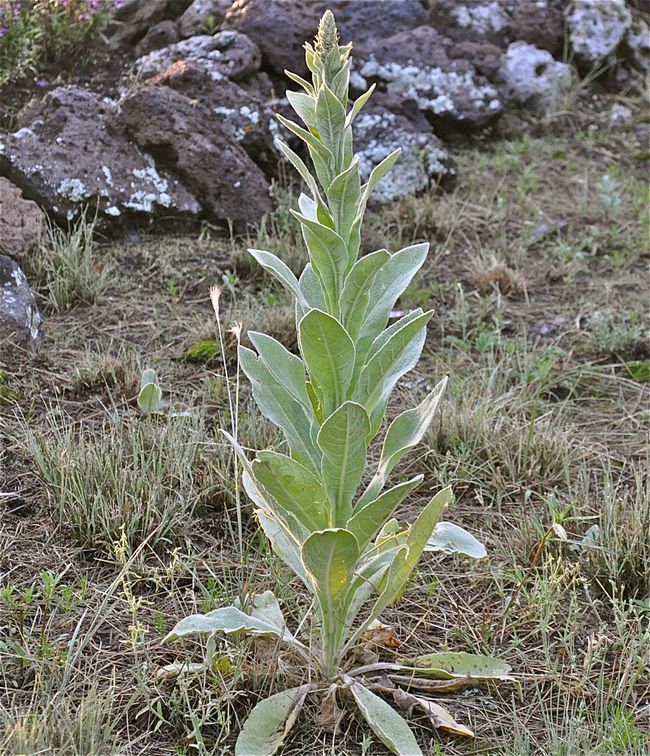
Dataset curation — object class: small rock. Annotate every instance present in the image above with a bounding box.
[608,103,634,128]
[179,0,236,37]
[0,86,200,224]
[568,0,632,66]
[0,255,42,352]
[0,177,46,260]
[133,30,261,81]
[118,85,272,227]
[533,316,566,338]
[354,108,454,204]
[530,218,568,241]
[498,41,573,114]
[135,20,180,56]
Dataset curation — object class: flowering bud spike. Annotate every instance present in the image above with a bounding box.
[315,10,338,55]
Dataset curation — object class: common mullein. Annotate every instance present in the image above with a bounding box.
[166,12,510,754]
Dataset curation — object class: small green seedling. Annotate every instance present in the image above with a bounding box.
[137,368,163,414]
[166,12,511,754]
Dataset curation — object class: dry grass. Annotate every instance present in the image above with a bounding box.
[1,93,648,755]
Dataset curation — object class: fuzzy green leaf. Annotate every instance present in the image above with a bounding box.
[164,605,289,644]
[358,377,447,506]
[248,249,307,309]
[248,331,311,411]
[400,652,514,681]
[235,684,315,756]
[347,475,423,551]
[240,346,320,471]
[253,451,330,532]
[339,249,390,343]
[299,310,355,418]
[349,681,423,756]
[287,90,316,128]
[425,522,487,559]
[317,402,370,524]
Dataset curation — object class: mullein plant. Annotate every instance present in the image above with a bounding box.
[166,12,511,755]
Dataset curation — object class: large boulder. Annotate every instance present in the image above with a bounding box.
[146,61,277,170]
[117,85,272,227]
[354,26,503,132]
[354,107,454,204]
[135,20,181,56]
[132,30,261,82]
[0,86,200,224]
[223,0,429,76]
[0,256,42,353]
[0,177,46,261]
[498,42,573,114]
[568,0,632,66]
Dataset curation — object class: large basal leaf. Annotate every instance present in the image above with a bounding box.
[347,475,423,552]
[248,249,307,310]
[235,684,315,756]
[339,249,390,343]
[358,377,447,507]
[348,680,423,756]
[293,214,348,310]
[239,346,320,471]
[301,529,360,633]
[163,605,293,644]
[244,590,287,632]
[299,309,355,419]
[355,310,432,435]
[401,651,514,681]
[248,331,311,411]
[253,451,330,532]
[425,522,487,559]
[317,401,370,524]
[356,243,429,361]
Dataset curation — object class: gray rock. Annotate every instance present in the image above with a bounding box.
[179,0,233,37]
[117,85,272,227]
[111,0,193,48]
[355,26,503,131]
[0,86,200,224]
[146,60,277,170]
[0,177,46,261]
[568,0,632,65]
[498,41,573,114]
[608,103,634,128]
[0,255,42,352]
[510,0,565,55]
[354,109,454,204]
[133,30,261,81]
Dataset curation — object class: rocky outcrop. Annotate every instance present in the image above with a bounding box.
[429,0,511,47]
[0,256,41,353]
[510,1,565,55]
[133,30,261,81]
[0,178,46,261]
[135,20,180,56]
[498,42,573,115]
[0,87,200,224]
[117,85,272,227]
